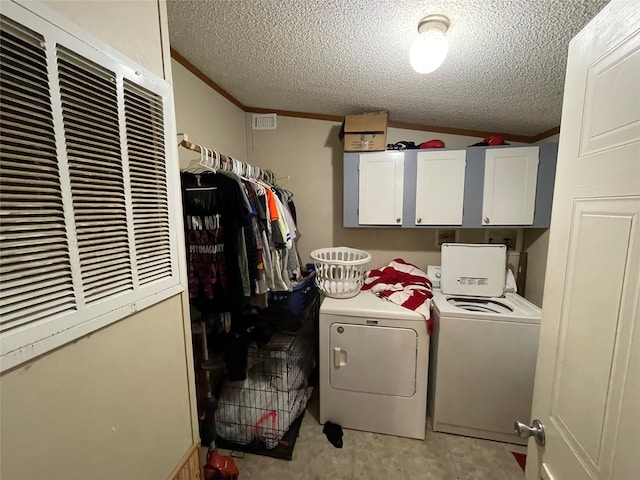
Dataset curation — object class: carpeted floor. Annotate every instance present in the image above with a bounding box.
[202,392,528,479]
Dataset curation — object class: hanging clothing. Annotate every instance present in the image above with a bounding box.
[181,171,249,311]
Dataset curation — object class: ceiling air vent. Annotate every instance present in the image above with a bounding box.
[252,113,277,130]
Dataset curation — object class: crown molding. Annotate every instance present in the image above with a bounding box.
[528,126,561,143]
[170,47,244,110]
[245,106,344,123]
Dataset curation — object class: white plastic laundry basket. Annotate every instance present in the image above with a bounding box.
[310,247,371,298]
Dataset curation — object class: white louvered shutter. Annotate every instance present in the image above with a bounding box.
[0,17,77,332]
[57,47,134,304]
[0,3,183,371]
[123,80,172,285]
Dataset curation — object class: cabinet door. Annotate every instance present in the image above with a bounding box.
[482,146,539,225]
[415,150,466,225]
[358,152,404,225]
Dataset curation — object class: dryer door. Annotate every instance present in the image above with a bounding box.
[330,323,417,397]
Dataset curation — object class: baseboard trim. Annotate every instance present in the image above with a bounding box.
[167,441,201,480]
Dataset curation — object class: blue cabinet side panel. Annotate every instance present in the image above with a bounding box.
[344,153,360,227]
[532,143,558,228]
[403,151,417,227]
[462,147,486,227]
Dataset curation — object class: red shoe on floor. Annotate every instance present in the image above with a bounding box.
[203,449,239,480]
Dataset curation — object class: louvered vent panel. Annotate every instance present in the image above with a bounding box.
[0,17,77,332]
[57,47,133,304]
[123,80,172,285]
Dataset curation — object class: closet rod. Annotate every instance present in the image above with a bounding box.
[178,133,278,182]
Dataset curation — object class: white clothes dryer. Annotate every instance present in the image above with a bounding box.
[427,244,541,445]
[319,292,429,439]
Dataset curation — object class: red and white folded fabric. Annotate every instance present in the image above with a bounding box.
[361,258,434,334]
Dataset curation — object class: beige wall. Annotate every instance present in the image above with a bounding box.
[0,296,193,480]
[387,128,494,149]
[245,116,341,263]
[246,115,506,269]
[172,59,553,286]
[518,133,562,306]
[172,59,247,167]
[42,0,165,78]
[1,3,196,479]
[524,229,550,307]
[387,128,527,148]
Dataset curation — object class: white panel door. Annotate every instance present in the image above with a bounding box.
[482,146,539,225]
[358,152,404,225]
[526,2,640,479]
[329,323,417,397]
[415,150,466,225]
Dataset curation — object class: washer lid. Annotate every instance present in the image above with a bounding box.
[446,297,513,314]
[432,290,541,323]
[441,243,507,297]
[320,291,425,321]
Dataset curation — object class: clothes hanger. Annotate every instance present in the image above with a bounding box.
[276,175,291,187]
[185,146,217,191]
[244,167,266,195]
[198,145,217,173]
[184,144,209,173]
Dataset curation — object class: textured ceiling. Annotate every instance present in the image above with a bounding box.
[167,0,609,137]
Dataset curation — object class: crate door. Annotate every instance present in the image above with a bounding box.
[329,323,417,397]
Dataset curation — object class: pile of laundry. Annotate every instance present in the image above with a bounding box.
[215,338,313,449]
[362,259,434,334]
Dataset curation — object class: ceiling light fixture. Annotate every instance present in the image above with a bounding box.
[409,14,450,74]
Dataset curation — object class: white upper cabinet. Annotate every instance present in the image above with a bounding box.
[358,152,404,225]
[343,144,556,228]
[482,146,540,225]
[415,150,466,225]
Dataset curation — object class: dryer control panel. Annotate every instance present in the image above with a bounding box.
[427,265,441,289]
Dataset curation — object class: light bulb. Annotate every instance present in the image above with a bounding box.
[410,29,449,74]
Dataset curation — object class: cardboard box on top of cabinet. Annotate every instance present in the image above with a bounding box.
[339,112,388,152]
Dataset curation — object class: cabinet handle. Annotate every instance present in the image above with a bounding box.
[484,217,490,224]
[417,217,422,224]
[396,218,401,223]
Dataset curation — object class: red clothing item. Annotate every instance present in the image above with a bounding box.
[362,258,434,334]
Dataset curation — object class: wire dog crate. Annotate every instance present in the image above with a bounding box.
[214,333,314,451]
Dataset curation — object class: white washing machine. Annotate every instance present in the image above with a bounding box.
[319,292,429,439]
[427,243,541,445]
